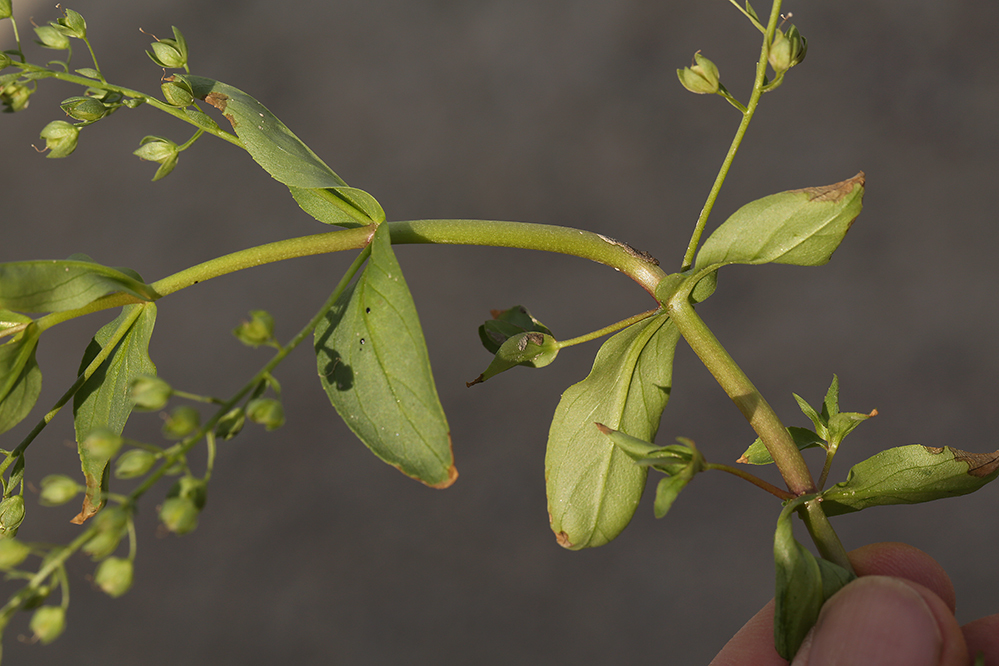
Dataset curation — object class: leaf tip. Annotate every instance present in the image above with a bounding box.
[554,530,574,549]
[430,463,459,489]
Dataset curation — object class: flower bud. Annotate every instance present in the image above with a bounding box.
[0,538,30,569]
[1,82,33,112]
[113,449,158,479]
[81,427,123,460]
[39,120,80,158]
[133,135,179,181]
[54,8,87,40]
[161,77,194,107]
[233,310,275,348]
[60,95,107,122]
[0,52,11,70]
[769,25,807,73]
[168,475,207,509]
[677,51,720,95]
[29,606,66,645]
[0,496,25,538]
[146,27,188,69]
[162,405,200,439]
[246,398,285,431]
[34,25,70,50]
[81,506,128,560]
[39,475,80,507]
[159,496,199,535]
[215,407,245,441]
[94,557,134,598]
[129,374,172,410]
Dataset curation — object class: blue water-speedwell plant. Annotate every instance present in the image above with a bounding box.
[0,0,995,661]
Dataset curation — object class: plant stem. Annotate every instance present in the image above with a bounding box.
[705,462,794,501]
[557,309,660,349]
[665,297,815,496]
[800,497,854,573]
[680,0,784,271]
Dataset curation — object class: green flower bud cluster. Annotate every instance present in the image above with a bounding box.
[33,7,87,50]
[159,476,206,535]
[677,52,721,95]
[146,26,189,70]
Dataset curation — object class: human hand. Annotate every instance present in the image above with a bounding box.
[711,542,999,666]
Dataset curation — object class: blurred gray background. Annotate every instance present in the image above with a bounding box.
[2,0,998,663]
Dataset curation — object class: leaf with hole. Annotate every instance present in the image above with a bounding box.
[315,223,455,488]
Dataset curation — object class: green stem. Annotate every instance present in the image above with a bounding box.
[705,462,794,501]
[801,497,853,573]
[556,308,660,349]
[665,297,815,496]
[680,0,783,271]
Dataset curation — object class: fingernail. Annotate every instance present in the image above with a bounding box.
[791,576,942,666]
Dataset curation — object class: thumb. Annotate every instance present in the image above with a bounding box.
[791,575,968,666]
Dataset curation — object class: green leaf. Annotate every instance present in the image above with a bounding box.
[0,259,158,313]
[0,311,41,435]
[820,444,999,517]
[315,223,456,488]
[773,496,855,660]
[738,426,825,465]
[545,313,679,549]
[289,185,385,228]
[71,303,157,524]
[186,76,347,189]
[184,76,384,226]
[477,305,553,355]
[466,331,559,386]
[694,173,865,271]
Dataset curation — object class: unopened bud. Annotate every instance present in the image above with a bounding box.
[161,77,194,107]
[769,25,807,73]
[34,25,70,50]
[129,374,172,410]
[81,427,124,460]
[0,496,25,538]
[233,310,275,348]
[60,95,107,122]
[0,538,30,569]
[146,27,189,69]
[159,496,199,535]
[246,398,285,431]
[114,449,158,479]
[29,606,66,645]
[677,52,720,95]
[161,406,200,439]
[39,120,80,158]
[133,136,179,181]
[39,475,80,507]
[94,557,134,598]
[81,506,128,560]
[1,82,33,112]
[54,9,87,40]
